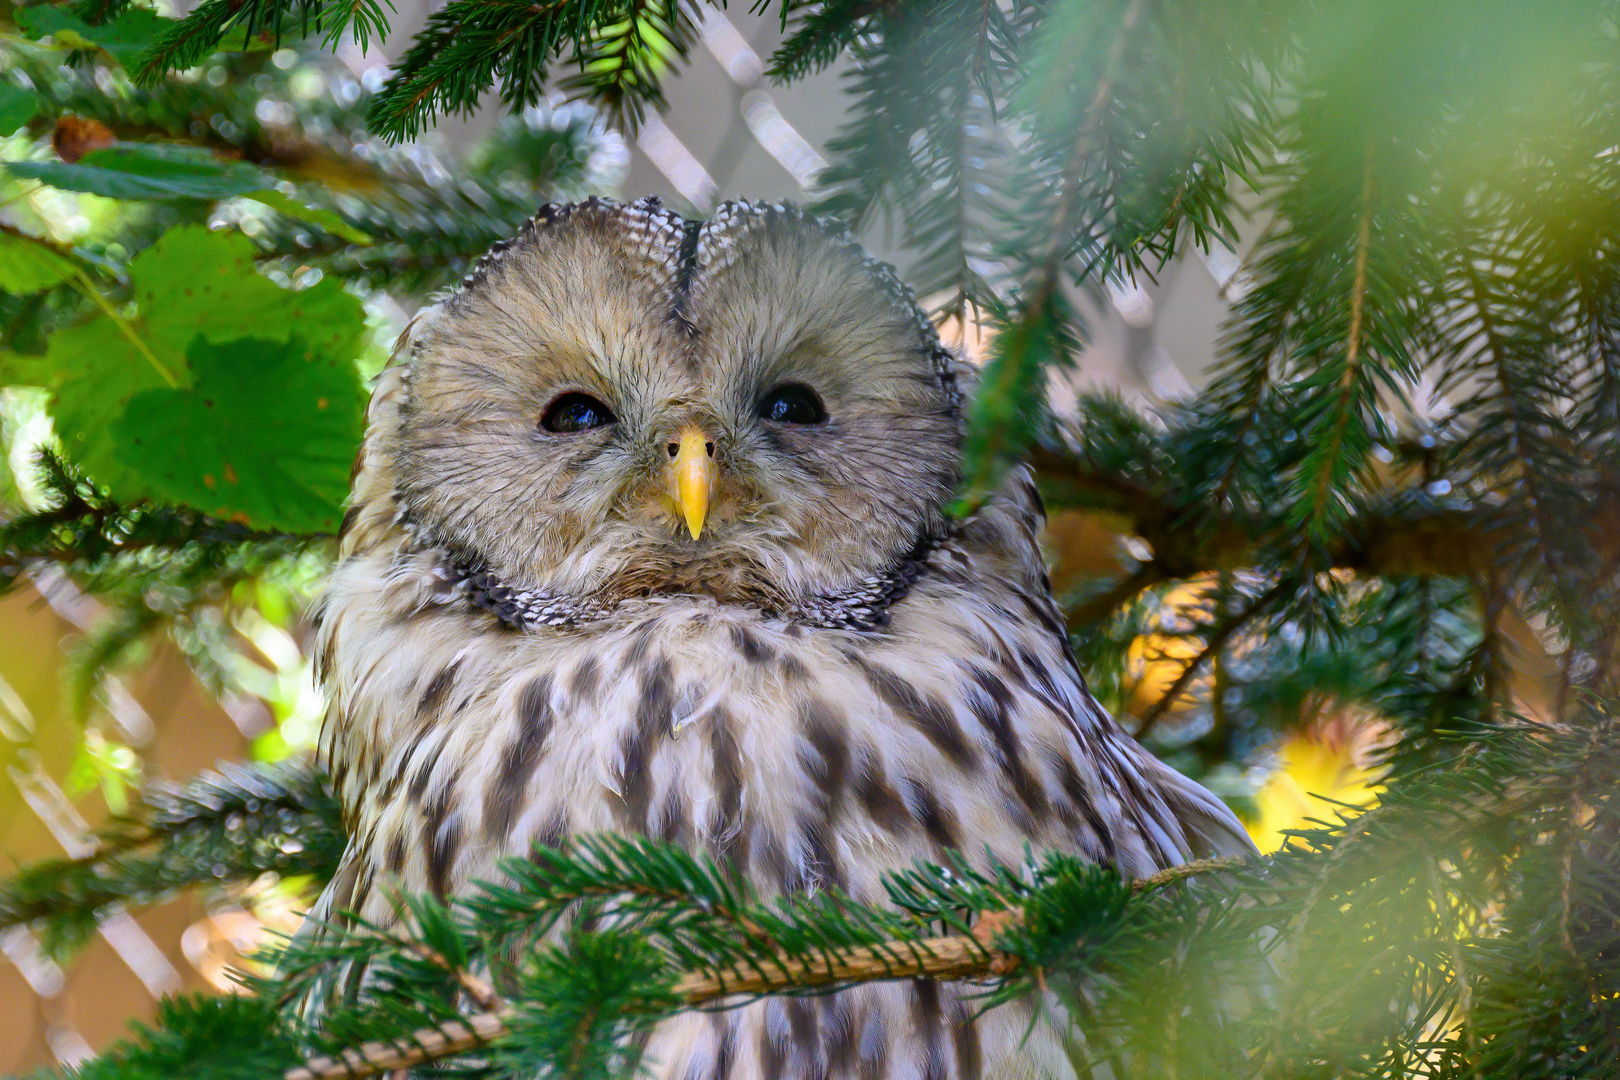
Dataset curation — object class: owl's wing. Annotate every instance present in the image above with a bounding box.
[286,833,372,1021]
[1139,750,1257,859]
[295,833,363,942]
[999,467,1258,865]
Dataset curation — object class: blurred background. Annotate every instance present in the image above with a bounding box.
[0,5,1378,1070]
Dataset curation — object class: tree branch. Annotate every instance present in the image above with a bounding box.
[277,747,1585,1080]
[1130,580,1289,740]
[284,935,1001,1080]
[1302,147,1377,538]
[1029,444,1526,585]
[286,852,1256,1080]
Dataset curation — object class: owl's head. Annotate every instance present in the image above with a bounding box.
[382,197,966,610]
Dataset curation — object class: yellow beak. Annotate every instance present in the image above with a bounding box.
[669,427,715,540]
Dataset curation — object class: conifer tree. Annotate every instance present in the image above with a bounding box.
[0,2,1616,1077]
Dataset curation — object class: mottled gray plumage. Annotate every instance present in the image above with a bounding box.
[312,196,1252,1079]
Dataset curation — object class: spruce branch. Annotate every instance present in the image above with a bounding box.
[1298,148,1376,552]
[1427,857,1479,1068]
[274,733,1591,1080]
[10,45,612,293]
[0,760,342,956]
[766,0,887,83]
[959,0,1147,502]
[0,452,318,592]
[14,709,1615,1080]
[1450,242,1596,642]
[1130,578,1288,739]
[556,0,703,128]
[361,0,575,139]
[286,933,1002,1080]
[285,852,1252,1080]
[132,0,389,83]
[1031,442,1558,586]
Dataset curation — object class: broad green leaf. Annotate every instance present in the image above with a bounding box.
[6,143,270,201]
[47,225,364,495]
[0,233,79,294]
[0,84,38,136]
[15,7,174,71]
[14,6,99,51]
[113,335,363,533]
[243,189,374,245]
[0,350,56,386]
[46,316,173,488]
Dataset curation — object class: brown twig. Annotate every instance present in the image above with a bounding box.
[404,943,500,1013]
[1131,581,1288,741]
[1132,855,1250,892]
[284,935,1005,1080]
[1064,564,1165,630]
[286,1009,508,1080]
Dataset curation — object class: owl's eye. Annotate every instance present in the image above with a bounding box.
[757,383,827,425]
[541,392,617,434]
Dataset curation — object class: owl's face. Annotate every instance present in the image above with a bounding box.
[388,199,963,609]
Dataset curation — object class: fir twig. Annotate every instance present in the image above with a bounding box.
[960,0,1149,501]
[0,760,343,957]
[286,854,1257,1080]
[286,933,1001,1080]
[1130,579,1288,739]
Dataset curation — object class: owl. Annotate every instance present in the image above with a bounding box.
[311,196,1253,1080]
